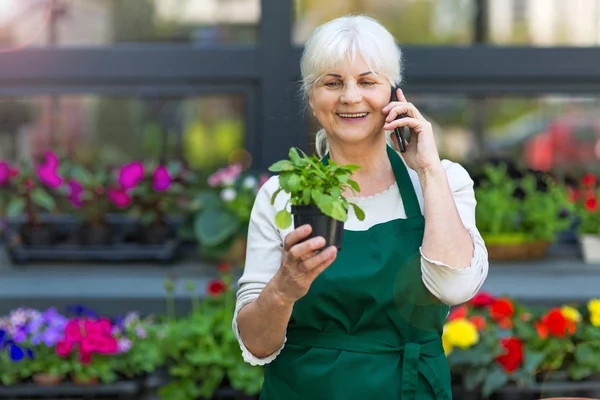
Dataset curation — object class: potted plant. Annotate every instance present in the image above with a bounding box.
[474,163,571,261]
[0,312,35,385]
[187,163,268,263]
[567,173,600,264]
[268,148,365,250]
[0,152,62,247]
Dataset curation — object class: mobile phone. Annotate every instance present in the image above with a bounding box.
[390,86,407,152]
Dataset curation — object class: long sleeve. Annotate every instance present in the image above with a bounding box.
[232,176,292,366]
[417,161,489,306]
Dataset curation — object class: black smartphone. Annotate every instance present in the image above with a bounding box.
[390,86,407,152]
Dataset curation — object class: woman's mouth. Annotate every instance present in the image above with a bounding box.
[336,112,369,122]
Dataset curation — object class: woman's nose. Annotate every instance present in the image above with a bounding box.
[340,84,362,104]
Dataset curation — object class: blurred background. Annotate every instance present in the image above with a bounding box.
[0,1,599,399]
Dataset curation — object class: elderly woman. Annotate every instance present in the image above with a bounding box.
[233,14,488,400]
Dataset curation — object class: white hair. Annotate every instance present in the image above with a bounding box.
[299,14,403,157]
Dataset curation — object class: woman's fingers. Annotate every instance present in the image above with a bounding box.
[383,103,424,122]
[283,224,313,251]
[301,246,337,274]
[288,236,326,262]
[384,116,430,132]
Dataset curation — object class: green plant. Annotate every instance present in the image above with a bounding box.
[475,163,571,242]
[187,163,267,260]
[268,147,365,229]
[568,173,600,235]
[158,268,263,400]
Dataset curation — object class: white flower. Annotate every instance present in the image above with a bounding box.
[118,338,132,353]
[242,176,257,189]
[221,188,237,201]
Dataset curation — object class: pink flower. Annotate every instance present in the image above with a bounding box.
[118,338,132,353]
[68,180,84,208]
[64,319,83,341]
[259,173,270,188]
[55,340,73,357]
[0,162,11,185]
[108,188,132,208]
[152,165,172,191]
[37,151,62,188]
[118,162,144,190]
[208,164,242,187]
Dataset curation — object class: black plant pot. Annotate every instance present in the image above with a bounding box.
[20,224,53,246]
[79,223,112,246]
[292,204,344,251]
[142,223,175,245]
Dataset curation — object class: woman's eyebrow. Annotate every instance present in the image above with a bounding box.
[325,71,374,78]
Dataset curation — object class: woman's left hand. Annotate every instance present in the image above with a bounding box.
[382,88,442,174]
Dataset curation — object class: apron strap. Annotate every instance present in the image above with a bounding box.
[321,146,422,219]
[287,329,450,400]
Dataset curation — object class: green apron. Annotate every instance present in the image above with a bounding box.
[261,146,452,400]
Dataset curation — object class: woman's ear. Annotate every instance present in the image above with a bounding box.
[308,96,314,115]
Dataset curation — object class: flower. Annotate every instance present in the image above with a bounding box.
[585,195,598,212]
[218,263,231,272]
[68,180,84,208]
[108,188,132,208]
[0,161,11,185]
[490,298,514,328]
[496,337,523,373]
[469,292,495,307]
[442,318,479,352]
[118,162,144,190]
[536,308,576,339]
[152,165,172,192]
[588,299,600,327]
[560,306,582,323]
[118,338,132,353]
[220,188,237,202]
[56,317,119,364]
[208,164,242,187]
[582,173,596,187]
[448,305,468,321]
[468,315,487,331]
[242,175,258,189]
[207,280,226,297]
[37,151,62,188]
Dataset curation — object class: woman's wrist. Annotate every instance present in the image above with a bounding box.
[267,271,297,308]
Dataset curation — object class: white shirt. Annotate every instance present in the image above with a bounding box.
[233,158,489,366]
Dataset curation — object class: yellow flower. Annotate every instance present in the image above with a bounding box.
[589,299,600,316]
[443,319,479,350]
[442,333,453,355]
[561,306,582,322]
[592,313,600,327]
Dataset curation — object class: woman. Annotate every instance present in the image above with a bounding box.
[233,15,489,400]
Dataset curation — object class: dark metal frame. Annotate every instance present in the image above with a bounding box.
[1,0,600,169]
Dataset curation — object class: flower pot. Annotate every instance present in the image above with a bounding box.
[292,205,344,251]
[79,223,112,246]
[20,224,53,246]
[483,233,550,261]
[142,222,175,245]
[579,234,600,264]
[32,373,64,386]
[71,374,99,386]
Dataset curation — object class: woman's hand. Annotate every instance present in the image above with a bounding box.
[272,224,337,304]
[382,88,443,174]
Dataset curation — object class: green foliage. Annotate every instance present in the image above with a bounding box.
[269,148,365,228]
[475,163,572,242]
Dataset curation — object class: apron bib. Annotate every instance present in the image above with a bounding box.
[260,146,452,400]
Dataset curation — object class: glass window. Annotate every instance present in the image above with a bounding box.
[293,0,475,46]
[305,94,479,164]
[0,0,260,49]
[0,94,246,171]
[488,0,600,46]
[483,95,600,174]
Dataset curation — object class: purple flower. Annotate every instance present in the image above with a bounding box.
[37,151,62,188]
[68,180,84,208]
[118,338,132,353]
[0,162,11,185]
[12,327,27,343]
[108,188,132,208]
[118,162,144,190]
[135,325,147,339]
[152,165,172,192]
[41,328,62,347]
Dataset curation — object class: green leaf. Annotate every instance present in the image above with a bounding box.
[523,350,546,374]
[71,166,94,186]
[279,173,302,192]
[330,200,347,222]
[313,192,333,216]
[568,363,593,381]
[268,160,294,172]
[190,192,220,210]
[194,206,240,247]
[270,188,283,205]
[288,147,301,164]
[30,188,55,211]
[6,198,26,218]
[481,366,509,398]
[275,210,292,229]
[347,179,360,193]
[463,367,488,391]
[351,203,365,221]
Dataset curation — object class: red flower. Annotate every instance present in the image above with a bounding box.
[582,173,596,187]
[496,337,524,373]
[490,298,514,320]
[218,263,231,272]
[567,187,580,203]
[535,322,548,339]
[469,315,487,330]
[538,308,576,338]
[448,305,468,321]
[585,196,598,212]
[55,340,73,357]
[207,280,226,296]
[469,292,495,307]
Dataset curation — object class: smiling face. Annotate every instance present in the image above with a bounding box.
[309,54,392,148]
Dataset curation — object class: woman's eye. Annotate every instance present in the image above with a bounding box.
[361,81,375,86]
[325,81,340,87]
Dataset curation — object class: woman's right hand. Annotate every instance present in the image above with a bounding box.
[272,224,338,304]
